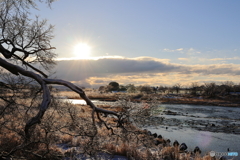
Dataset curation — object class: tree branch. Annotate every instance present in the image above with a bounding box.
[13,54,48,78]
[43,79,119,116]
[0,44,12,59]
[0,57,119,141]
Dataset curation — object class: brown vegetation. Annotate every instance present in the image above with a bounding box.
[1,88,230,160]
[0,1,237,160]
[59,89,240,107]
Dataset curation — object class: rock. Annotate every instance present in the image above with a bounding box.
[219,156,227,160]
[133,94,143,99]
[166,139,171,144]
[173,140,179,147]
[193,146,201,154]
[152,133,157,138]
[154,139,161,146]
[147,131,152,136]
[179,143,188,151]
[158,134,163,139]
[164,110,178,115]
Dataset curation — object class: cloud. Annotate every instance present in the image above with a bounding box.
[56,55,125,61]
[189,64,240,75]
[131,56,170,63]
[163,48,184,52]
[54,56,240,87]
[93,79,106,84]
[176,48,184,51]
[209,58,225,61]
[178,58,189,61]
[210,57,240,61]
[163,48,200,55]
[55,57,183,81]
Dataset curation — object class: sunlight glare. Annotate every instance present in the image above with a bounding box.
[73,43,91,59]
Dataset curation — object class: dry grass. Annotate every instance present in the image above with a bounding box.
[0,92,229,160]
[57,90,154,101]
[58,90,240,107]
[0,132,22,152]
[54,91,80,99]
[160,96,240,107]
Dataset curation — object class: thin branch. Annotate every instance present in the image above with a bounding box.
[13,53,48,78]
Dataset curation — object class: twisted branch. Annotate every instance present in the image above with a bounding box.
[0,57,119,141]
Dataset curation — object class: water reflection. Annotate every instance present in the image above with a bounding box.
[148,126,240,155]
[63,99,240,155]
[147,104,240,155]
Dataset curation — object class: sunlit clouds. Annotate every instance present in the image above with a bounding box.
[54,56,240,88]
[32,1,240,88]
[56,54,125,61]
[178,58,189,61]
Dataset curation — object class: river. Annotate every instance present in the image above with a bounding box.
[64,99,240,157]
[149,104,240,154]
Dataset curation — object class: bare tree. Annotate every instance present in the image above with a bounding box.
[189,82,200,96]
[0,1,166,160]
[108,81,120,91]
[137,85,153,94]
[0,1,131,159]
[202,82,218,98]
[219,81,234,96]
[126,84,137,93]
[172,83,181,95]
[157,85,168,94]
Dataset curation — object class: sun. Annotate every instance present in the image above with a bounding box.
[73,43,91,59]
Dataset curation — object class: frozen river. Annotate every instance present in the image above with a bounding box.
[65,99,240,157]
[145,104,240,156]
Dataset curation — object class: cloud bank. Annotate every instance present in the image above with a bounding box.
[54,56,240,87]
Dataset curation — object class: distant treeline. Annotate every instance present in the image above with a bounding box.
[98,81,240,98]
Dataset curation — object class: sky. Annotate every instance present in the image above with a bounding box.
[33,0,240,88]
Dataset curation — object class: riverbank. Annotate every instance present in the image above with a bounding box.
[53,91,240,159]
[57,91,240,107]
[1,92,238,159]
[60,103,218,160]
[69,102,239,160]
[160,96,240,107]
